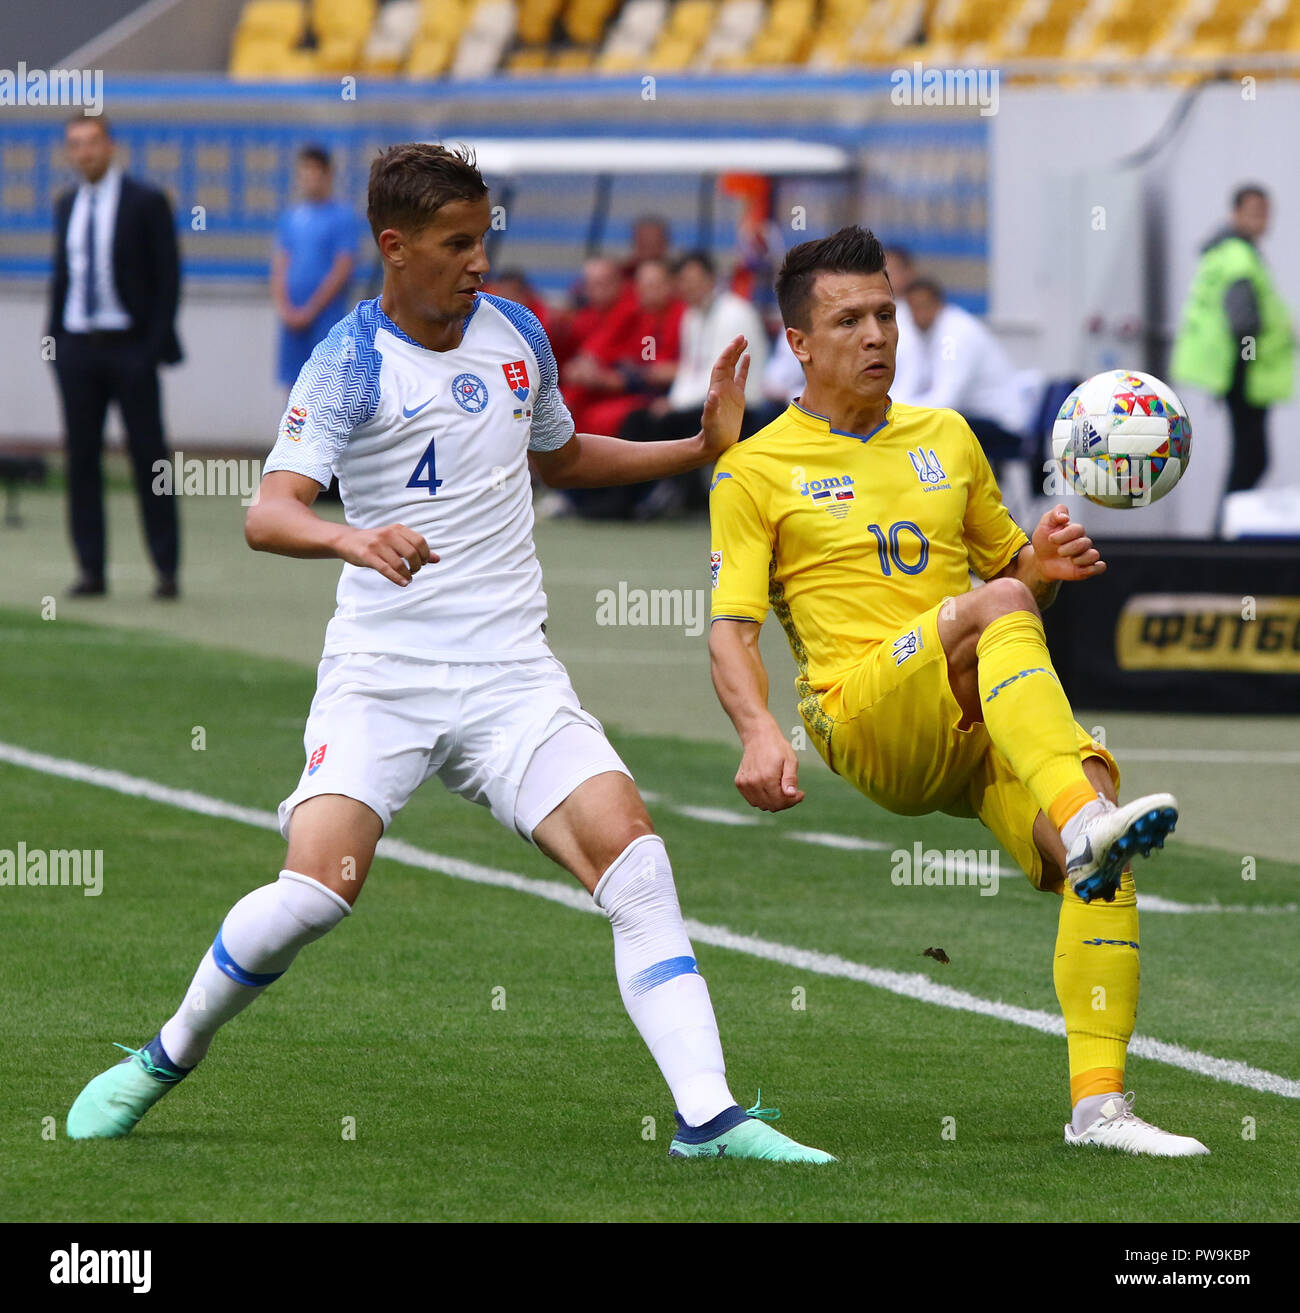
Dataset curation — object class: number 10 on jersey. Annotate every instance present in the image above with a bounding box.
[407,437,443,495]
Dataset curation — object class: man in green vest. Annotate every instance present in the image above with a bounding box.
[1172,184,1295,502]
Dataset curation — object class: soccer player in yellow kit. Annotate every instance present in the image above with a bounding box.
[709,227,1208,1157]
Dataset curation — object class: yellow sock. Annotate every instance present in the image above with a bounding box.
[975,611,1093,824]
[1054,869,1139,1107]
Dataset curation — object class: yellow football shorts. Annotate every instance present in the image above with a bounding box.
[803,599,1120,889]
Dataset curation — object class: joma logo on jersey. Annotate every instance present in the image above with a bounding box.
[799,474,854,498]
[909,448,947,486]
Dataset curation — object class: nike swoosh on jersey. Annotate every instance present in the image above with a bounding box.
[402,396,435,418]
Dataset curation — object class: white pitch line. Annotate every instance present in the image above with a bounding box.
[789,831,893,853]
[650,790,1296,913]
[2,739,1297,1101]
[1138,893,1297,915]
[1113,748,1300,765]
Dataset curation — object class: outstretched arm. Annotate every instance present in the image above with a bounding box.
[709,618,805,812]
[531,336,749,489]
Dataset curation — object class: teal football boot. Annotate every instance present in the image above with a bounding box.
[67,1035,190,1139]
[668,1092,837,1163]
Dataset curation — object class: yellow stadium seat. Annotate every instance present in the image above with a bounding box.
[407,34,455,75]
[518,0,565,44]
[564,0,621,46]
[313,0,377,39]
[552,46,598,68]
[506,46,553,70]
[236,0,308,43]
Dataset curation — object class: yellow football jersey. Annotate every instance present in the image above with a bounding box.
[709,399,1028,715]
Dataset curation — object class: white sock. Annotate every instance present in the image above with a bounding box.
[1059,794,1111,850]
[1072,1090,1124,1134]
[593,835,735,1127]
[159,871,350,1068]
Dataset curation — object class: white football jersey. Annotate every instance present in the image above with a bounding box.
[263,294,575,661]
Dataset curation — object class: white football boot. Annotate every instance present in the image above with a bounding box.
[1063,793,1178,903]
[1065,1091,1209,1157]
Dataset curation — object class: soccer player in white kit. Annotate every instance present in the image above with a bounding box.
[66,143,834,1164]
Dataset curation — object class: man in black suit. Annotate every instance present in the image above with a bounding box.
[48,115,182,598]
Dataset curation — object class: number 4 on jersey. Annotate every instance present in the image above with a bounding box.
[407,436,443,495]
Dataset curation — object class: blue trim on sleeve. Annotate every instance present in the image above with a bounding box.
[212,927,284,989]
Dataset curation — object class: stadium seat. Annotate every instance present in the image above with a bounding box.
[363,0,422,73]
[563,0,622,46]
[237,0,308,43]
[698,0,765,68]
[506,46,554,71]
[647,0,717,71]
[518,0,566,44]
[408,34,456,74]
[313,0,378,41]
[229,0,311,77]
[746,0,815,68]
[451,0,517,77]
[598,0,670,71]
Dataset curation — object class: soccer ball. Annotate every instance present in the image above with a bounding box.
[1051,370,1192,509]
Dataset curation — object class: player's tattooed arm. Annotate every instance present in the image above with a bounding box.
[709,618,805,812]
[246,470,435,587]
[998,503,1107,608]
[530,336,750,488]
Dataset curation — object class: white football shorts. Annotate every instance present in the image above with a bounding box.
[277,652,631,843]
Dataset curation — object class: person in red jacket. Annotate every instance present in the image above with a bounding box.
[562,259,683,439]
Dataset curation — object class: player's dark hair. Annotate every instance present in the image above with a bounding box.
[66,113,110,137]
[298,143,332,170]
[775,226,888,331]
[674,249,715,277]
[906,276,945,302]
[1232,183,1268,210]
[367,142,488,244]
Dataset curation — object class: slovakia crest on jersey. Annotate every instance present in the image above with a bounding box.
[502,359,531,402]
[451,372,489,413]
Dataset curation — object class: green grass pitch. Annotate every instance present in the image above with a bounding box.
[1,604,1297,1222]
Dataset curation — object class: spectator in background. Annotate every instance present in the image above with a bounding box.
[48,115,182,599]
[618,250,770,515]
[1172,184,1295,502]
[272,145,359,392]
[619,215,671,281]
[883,244,926,404]
[562,258,683,439]
[553,255,631,368]
[556,259,684,518]
[905,278,1031,469]
[762,326,805,413]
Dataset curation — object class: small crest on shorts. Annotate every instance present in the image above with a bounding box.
[891,627,922,665]
[308,743,328,775]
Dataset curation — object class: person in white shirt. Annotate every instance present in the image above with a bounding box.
[620,251,770,516]
[905,278,1031,467]
[65,143,834,1165]
[882,245,926,404]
